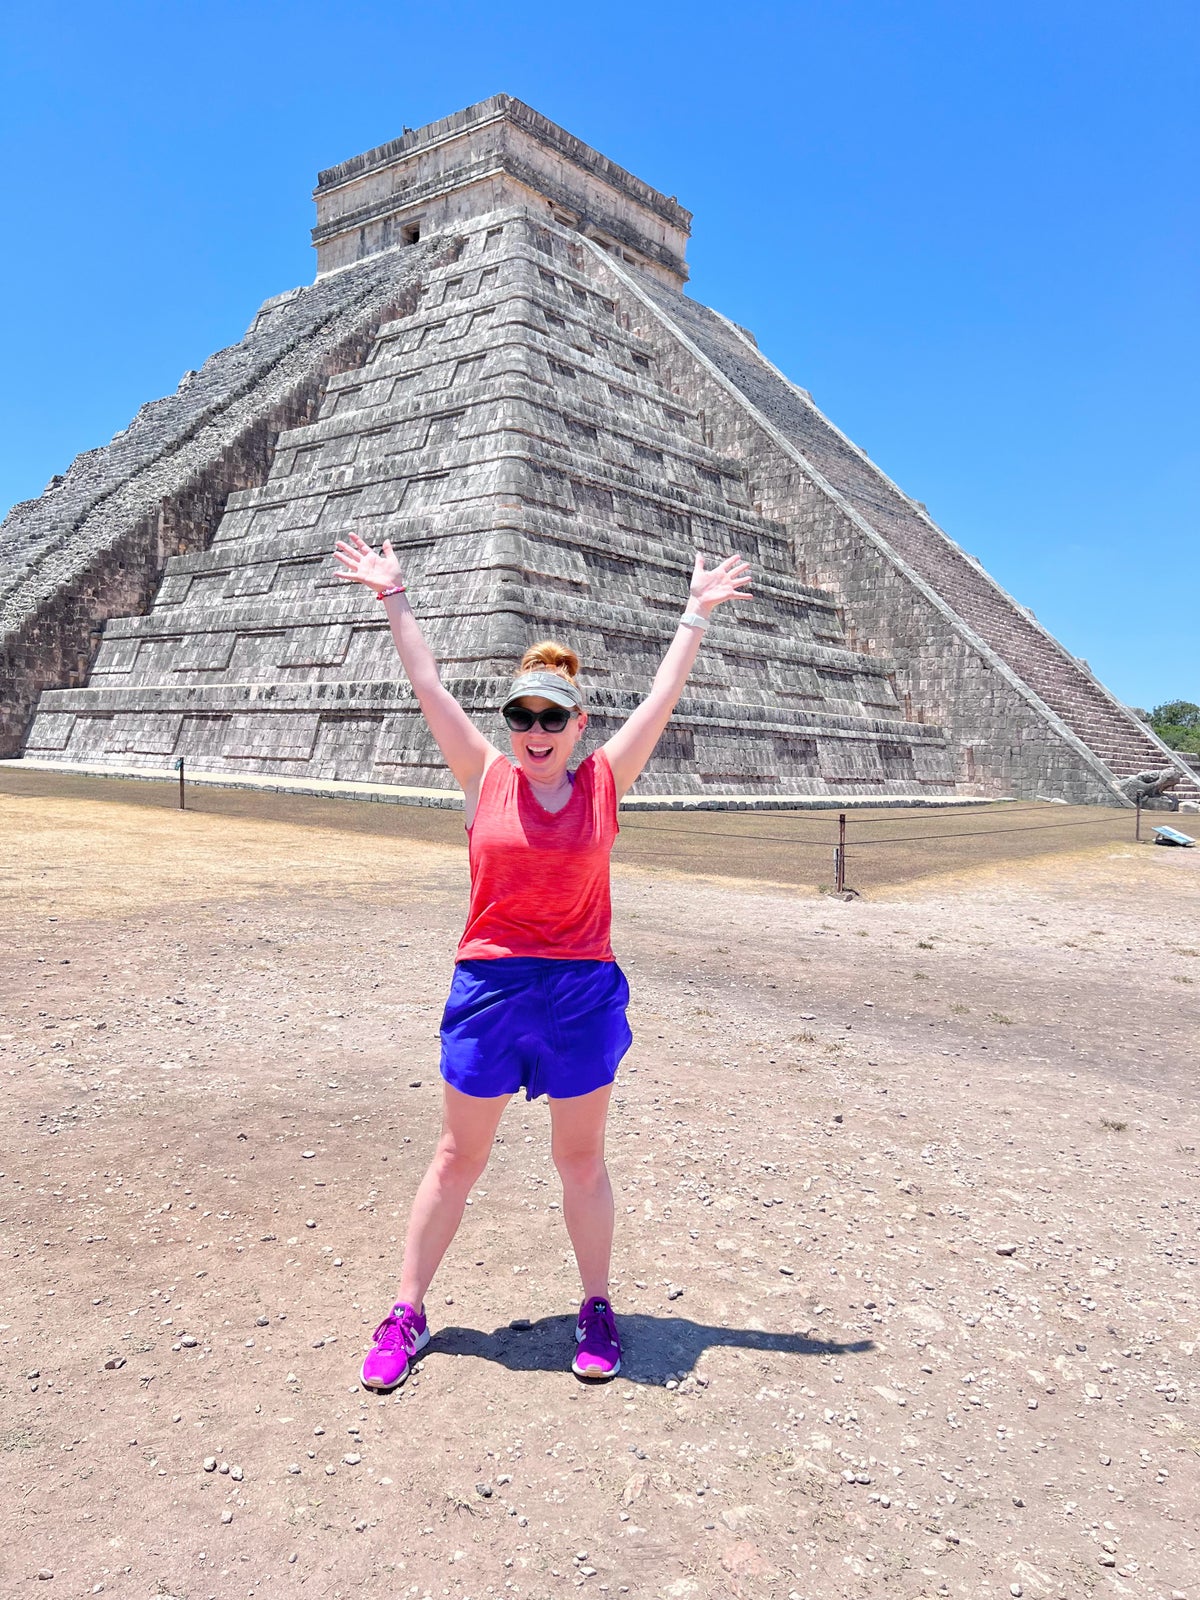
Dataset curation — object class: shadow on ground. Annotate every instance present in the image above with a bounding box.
[422,1314,874,1383]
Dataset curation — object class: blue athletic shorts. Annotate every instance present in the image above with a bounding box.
[439,957,633,1102]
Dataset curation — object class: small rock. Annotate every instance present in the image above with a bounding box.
[305,1219,317,1229]
[409,1080,422,1088]
[1098,1556,1116,1567]
[667,1287,684,1301]
[203,1456,217,1472]
[301,1151,316,1159]
[779,1266,794,1276]
[343,1453,362,1465]
[218,1462,230,1474]
[325,1464,336,1476]
[333,1258,343,1267]
[180,1335,198,1349]
[995,1244,1017,1257]
[476,1482,492,1497]
[1010,1587,1022,1598]
[1099,1454,1111,1466]
[220,1510,233,1525]
[1012,1496,1024,1507]
[497,1473,513,1485]
[255,1316,269,1327]
[287,1463,301,1475]
[1027,1398,1038,1409]
[36,1570,54,1582]
[832,1113,844,1124]
[103,1357,125,1371]
[229,1465,243,1482]
[26,1370,40,1380]
[355,1520,367,1532]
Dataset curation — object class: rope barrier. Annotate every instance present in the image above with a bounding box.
[617,805,1126,848]
[613,802,1141,891]
[850,813,1132,846]
[619,821,836,843]
[833,802,1051,824]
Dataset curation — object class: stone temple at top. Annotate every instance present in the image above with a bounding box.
[0,95,1191,805]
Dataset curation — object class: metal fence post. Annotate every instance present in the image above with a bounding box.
[175,756,186,811]
[835,811,846,893]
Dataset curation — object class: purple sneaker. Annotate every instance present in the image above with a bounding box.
[573,1295,621,1380]
[360,1302,429,1392]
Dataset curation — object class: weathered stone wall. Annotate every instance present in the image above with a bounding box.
[0,236,459,758]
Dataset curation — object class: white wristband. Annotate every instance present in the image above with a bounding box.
[680,611,709,631]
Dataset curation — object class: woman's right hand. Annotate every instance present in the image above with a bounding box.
[332,533,405,593]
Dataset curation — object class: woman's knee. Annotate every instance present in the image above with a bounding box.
[431,1136,489,1189]
[553,1145,608,1190]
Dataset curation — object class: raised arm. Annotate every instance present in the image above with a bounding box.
[602,553,752,798]
[331,534,499,794]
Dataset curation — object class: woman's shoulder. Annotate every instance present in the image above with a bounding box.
[470,753,517,816]
[574,748,613,785]
[577,749,617,820]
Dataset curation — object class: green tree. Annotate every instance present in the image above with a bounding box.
[1148,700,1200,754]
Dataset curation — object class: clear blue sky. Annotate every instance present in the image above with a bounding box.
[2,0,1195,710]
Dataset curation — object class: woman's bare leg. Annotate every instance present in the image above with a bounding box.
[549,1084,615,1300]
[395,1084,510,1310]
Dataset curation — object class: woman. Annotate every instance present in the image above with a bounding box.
[332,532,751,1384]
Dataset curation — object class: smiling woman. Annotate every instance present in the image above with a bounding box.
[331,529,750,1387]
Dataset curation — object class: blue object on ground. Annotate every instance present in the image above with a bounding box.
[1152,826,1195,846]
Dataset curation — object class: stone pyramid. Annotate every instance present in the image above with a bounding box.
[3,96,1192,805]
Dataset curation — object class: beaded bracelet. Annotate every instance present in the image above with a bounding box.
[376,584,407,601]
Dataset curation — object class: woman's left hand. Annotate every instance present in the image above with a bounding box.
[689,552,753,614]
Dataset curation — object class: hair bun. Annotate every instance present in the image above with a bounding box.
[519,639,580,681]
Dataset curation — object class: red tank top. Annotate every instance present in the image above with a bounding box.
[457,750,619,962]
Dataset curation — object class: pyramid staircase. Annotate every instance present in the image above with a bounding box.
[613,272,1199,805]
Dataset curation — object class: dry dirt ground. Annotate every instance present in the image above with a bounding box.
[0,782,1197,1600]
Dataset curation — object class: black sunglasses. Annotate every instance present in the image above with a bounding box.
[503,704,577,733]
